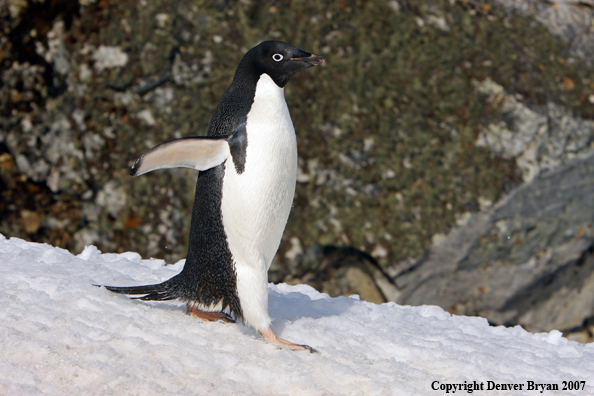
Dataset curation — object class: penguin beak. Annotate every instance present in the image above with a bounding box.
[290,53,325,66]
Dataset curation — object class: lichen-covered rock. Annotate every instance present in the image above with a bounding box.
[493,0,594,66]
[14,1,573,265]
[474,78,594,182]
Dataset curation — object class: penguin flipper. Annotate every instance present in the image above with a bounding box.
[131,136,230,176]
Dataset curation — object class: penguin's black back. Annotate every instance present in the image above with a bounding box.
[173,164,242,318]
[107,165,243,320]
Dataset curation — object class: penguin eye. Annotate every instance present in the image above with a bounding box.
[272,53,284,62]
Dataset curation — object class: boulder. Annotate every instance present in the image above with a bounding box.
[388,150,594,334]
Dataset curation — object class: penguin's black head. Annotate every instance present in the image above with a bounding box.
[241,41,324,88]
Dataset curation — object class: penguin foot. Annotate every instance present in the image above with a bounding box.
[187,306,235,323]
[258,328,317,353]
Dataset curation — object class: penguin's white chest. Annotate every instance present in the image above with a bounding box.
[221,74,297,271]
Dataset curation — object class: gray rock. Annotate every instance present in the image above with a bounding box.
[474,78,594,182]
[493,0,594,66]
[389,150,594,333]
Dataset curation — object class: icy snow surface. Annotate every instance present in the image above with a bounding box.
[1,235,594,395]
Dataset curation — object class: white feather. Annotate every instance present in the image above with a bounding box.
[221,73,297,331]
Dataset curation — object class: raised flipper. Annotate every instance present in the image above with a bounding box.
[130,136,230,176]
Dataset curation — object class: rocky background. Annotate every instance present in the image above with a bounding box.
[2,0,594,342]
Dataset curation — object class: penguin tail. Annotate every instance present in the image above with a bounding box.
[99,282,178,301]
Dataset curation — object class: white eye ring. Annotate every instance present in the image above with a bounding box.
[272,53,284,62]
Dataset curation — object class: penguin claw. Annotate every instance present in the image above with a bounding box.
[278,340,317,353]
[187,306,235,323]
[258,328,317,353]
[287,343,317,354]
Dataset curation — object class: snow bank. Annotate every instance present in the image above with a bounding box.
[1,235,593,395]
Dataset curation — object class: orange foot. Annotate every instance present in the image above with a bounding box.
[259,327,317,353]
[187,306,235,323]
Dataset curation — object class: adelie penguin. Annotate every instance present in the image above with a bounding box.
[100,41,324,352]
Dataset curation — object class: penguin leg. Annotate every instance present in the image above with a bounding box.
[187,305,235,323]
[258,327,317,353]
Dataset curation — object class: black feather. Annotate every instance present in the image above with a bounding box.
[103,283,177,300]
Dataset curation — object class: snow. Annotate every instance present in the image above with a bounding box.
[1,235,594,395]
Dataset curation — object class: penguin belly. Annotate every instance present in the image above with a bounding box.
[221,73,297,331]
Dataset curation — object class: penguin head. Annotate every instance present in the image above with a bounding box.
[241,41,324,88]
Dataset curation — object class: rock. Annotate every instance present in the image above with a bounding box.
[92,46,129,72]
[564,315,594,343]
[493,0,594,66]
[474,78,594,182]
[388,151,594,333]
[270,245,400,304]
[20,210,41,234]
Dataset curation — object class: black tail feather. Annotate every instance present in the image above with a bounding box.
[102,283,178,301]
